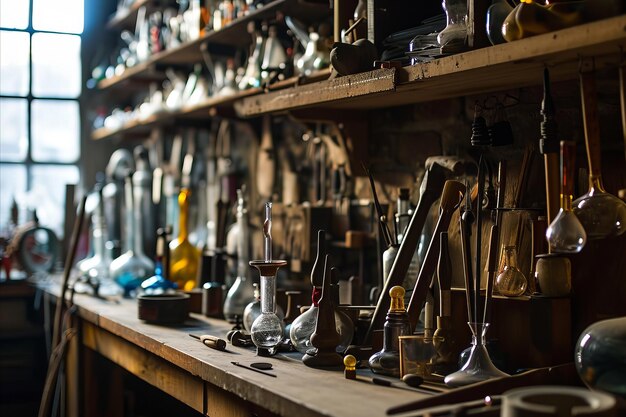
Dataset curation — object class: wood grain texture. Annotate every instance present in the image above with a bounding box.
[44,285,431,417]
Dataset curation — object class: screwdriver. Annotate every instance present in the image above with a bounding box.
[188,333,227,351]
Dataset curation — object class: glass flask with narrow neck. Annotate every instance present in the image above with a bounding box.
[223,190,255,322]
[495,245,527,297]
[169,188,200,290]
[110,175,154,296]
[243,283,284,332]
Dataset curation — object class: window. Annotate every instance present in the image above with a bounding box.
[0,0,84,238]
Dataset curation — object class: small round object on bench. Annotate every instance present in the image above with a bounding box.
[250,362,273,370]
[138,293,190,324]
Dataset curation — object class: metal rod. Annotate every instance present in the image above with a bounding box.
[231,361,276,377]
[263,202,272,262]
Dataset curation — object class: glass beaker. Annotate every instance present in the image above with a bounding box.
[444,322,508,387]
[495,245,527,297]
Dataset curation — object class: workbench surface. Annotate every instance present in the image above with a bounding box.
[39,281,438,417]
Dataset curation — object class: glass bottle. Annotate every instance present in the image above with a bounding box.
[368,286,412,377]
[141,228,176,294]
[444,322,509,387]
[78,184,118,296]
[110,175,154,296]
[169,188,200,291]
[494,245,527,297]
[437,0,467,50]
[223,190,255,322]
[546,141,587,253]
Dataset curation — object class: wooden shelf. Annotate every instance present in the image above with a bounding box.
[106,0,155,31]
[236,15,626,116]
[98,0,330,90]
[91,88,261,140]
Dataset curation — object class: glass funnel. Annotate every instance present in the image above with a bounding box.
[494,245,527,297]
[444,322,509,387]
[546,141,587,253]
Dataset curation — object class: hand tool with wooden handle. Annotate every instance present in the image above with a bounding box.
[407,180,465,330]
[189,333,227,351]
[364,163,447,344]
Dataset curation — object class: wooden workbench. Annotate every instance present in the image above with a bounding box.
[39,281,443,417]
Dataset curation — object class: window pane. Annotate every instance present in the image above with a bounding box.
[30,165,79,237]
[0,164,26,232]
[0,0,30,30]
[32,33,81,98]
[32,100,80,162]
[0,31,30,96]
[0,98,28,161]
[32,0,83,34]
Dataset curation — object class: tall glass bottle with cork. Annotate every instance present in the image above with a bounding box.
[169,188,200,290]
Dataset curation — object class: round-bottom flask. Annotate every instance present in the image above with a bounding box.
[289,289,354,354]
[250,260,287,355]
[495,245,527,297]
[244,283,284,332]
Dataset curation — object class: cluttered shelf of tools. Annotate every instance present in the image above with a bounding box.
[97,0,330,91]
[235,15,626,116]
[91,88,261,141]
[38,283,438,417]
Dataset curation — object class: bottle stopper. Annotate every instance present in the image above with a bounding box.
[389,286,406,313]
[343,354,357,380]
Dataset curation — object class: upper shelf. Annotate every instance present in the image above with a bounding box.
[236,15,626,116]
[106,0,155,31]
[98,0,330,90]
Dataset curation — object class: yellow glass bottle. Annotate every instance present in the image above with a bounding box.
[169,188,200,291]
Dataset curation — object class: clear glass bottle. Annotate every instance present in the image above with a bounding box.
[141,228,176,294]
[169,188,200,291]
[444,322,509,387]
[495,245,527,297]
[437,0,467,50]
[223,190,255,322]
[110,175,154,296]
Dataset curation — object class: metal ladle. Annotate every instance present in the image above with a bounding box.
[573,70,626,239]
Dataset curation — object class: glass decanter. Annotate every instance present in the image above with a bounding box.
[110,175,154,296]
[168,188,200,291]
[223,190,255,323]
[444,322,509,387]
[249,202,287,356]
[494,245,527,297]
[546,141,587,253]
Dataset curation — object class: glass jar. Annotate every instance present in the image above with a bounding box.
[437,0,467,49]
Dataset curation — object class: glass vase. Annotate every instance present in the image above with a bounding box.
[444,322,508,387]
[495,245,527,297]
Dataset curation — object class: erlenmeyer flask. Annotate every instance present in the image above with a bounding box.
[546,141,587,253]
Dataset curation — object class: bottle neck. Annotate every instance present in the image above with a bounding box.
[178,189,190,241]
[311,287,322,307]
[260,275,275,314]
[504,247,518,269]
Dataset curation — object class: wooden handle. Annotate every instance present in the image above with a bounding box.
[200,335,227,351]
[619,64,626,157]
[561,141,576,202]
[579,71,602,176]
